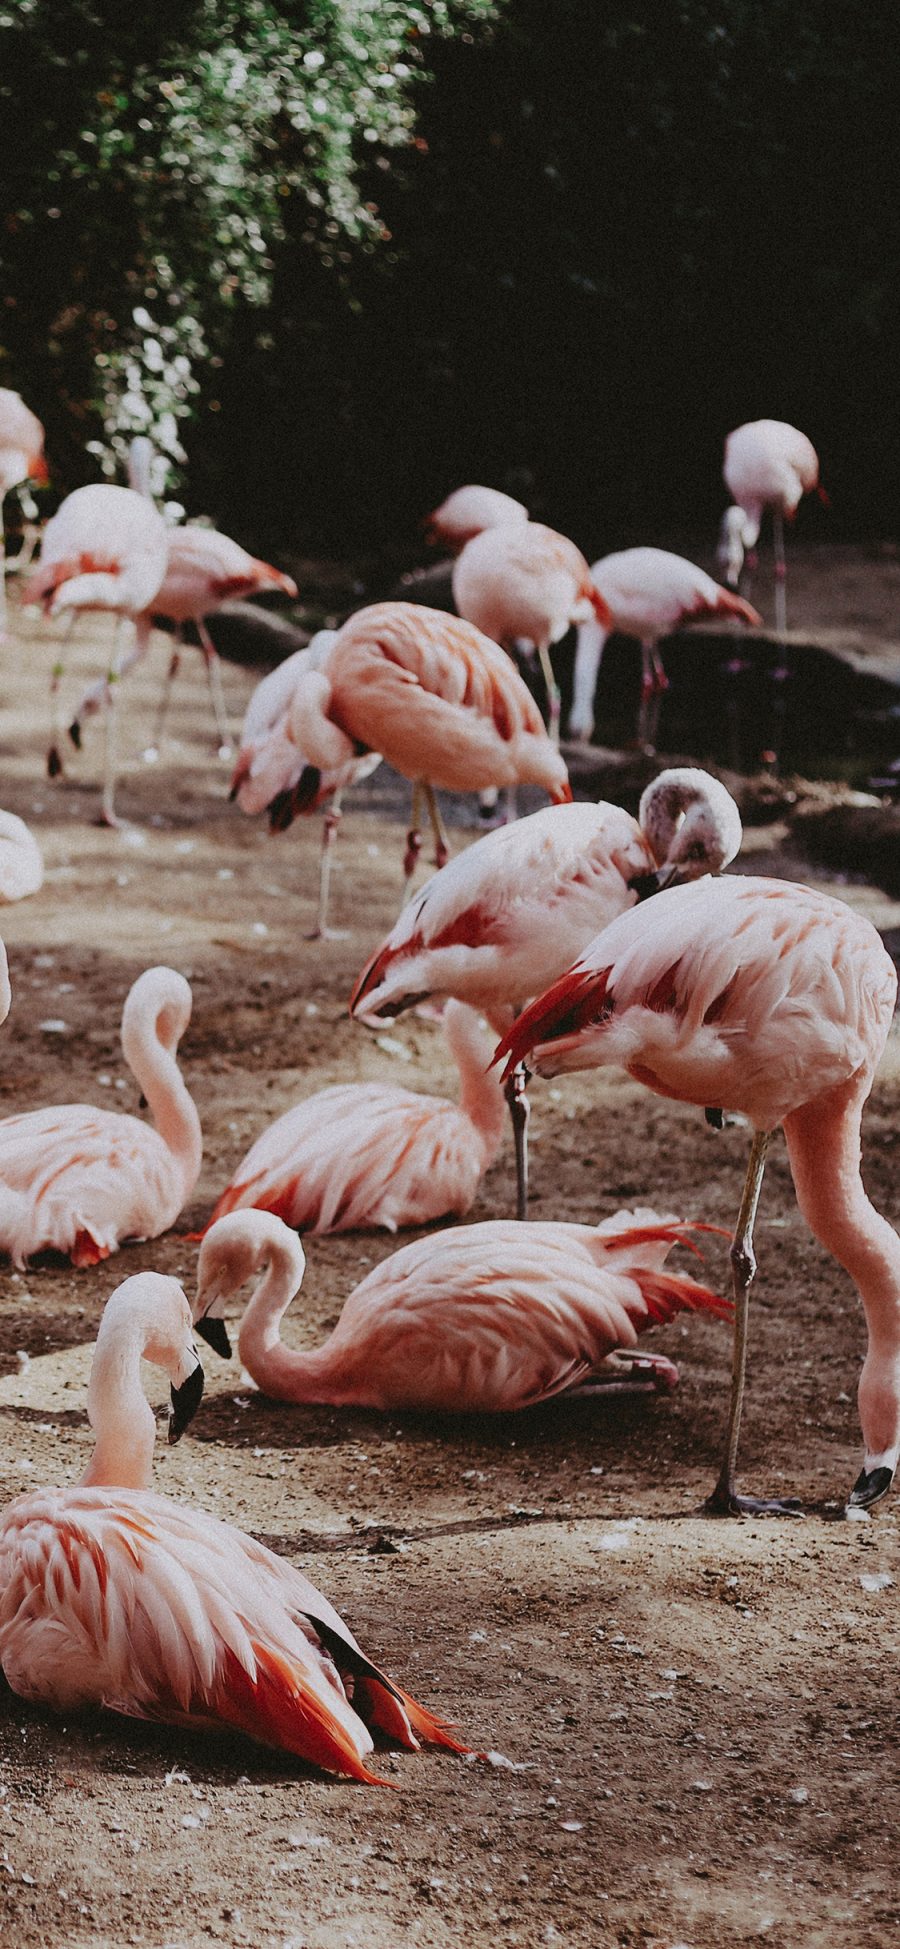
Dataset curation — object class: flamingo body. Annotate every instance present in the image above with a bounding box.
[150,524,297,625]
[0,967,201,1266]
[0,810,43,902]
[723,420,821,545]
[24,484,168,617]
[0,389,47,498]
[205,1002,504,1235]
[196,1207,729,1413]
[231,634,379,823]
[453,521,609,655]
[425,485,529,550]
[0,1274,464,1780]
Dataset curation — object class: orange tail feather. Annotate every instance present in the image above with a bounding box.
[210,1643,391,1784]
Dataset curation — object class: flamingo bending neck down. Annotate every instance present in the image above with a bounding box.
[424,484,529,552]
[350,767,743,1218]
[495,874,900,1516]
[0,965,202,1266]
[0,1272,467,1780]
[202,1000,505,1236]
[194,1206,730,1411]
[723,419,825,635]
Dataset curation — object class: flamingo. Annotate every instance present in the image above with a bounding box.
[201,1001,504,1237]
[0,388,47,640]
[568,547,762,750]
[0,810,43,903]
[23,483,169,824]
[280,600,571,897]
[0,1271,466,1781]
[495,874,900,1516]
[230,633,382,938]
[0,966,202,1267]
[424,484,529,551]
[452,520,610,745]
[194,1206,729,1410]
[351,768,742,1218]
[723,419,825,634]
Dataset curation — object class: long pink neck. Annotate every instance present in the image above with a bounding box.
[80,1324,157,1490]
[237,1241,347,1404]
[122,1016,201,1195]
[443,1001,506,1166]
[783,1072,900,1466]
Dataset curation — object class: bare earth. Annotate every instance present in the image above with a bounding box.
[0,593,898,1949]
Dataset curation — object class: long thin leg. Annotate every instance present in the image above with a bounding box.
[308,788,345,941]
[704,1129,802,1517]
[402,783,423,904]
[100,648,123,828]
[504,1065,530,1221]
[773,507,787,637]
[147,625,183,755]
[423,781,451,871]
[47,611,78,776]
[197,618,232,755]
[536,642,561,747]
[71,617,147,744]
[636,642,656,750]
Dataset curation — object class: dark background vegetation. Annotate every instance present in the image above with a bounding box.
[3,1,900,559]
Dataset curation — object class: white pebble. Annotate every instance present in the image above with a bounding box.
[38,1019,67,1033]
[859,1572,893,1593]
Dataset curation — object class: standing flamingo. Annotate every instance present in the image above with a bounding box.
[723,419,825,633]
[202,1001,504,1236]
[351,768,742,1217]
[569,547,762,750]
[452,520,610,745]
[23,483,168,824]
[495,874,900,1515]
[0,388,47,640]
[0,810,43,903]
[230,633,381,938]
[279,600,571,896]
[424,484,529,551]
[195,1206,729,1409]
[0,966,202,1267]
[0,1271,466,1780]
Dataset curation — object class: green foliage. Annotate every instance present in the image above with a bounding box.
[0,0,499,483]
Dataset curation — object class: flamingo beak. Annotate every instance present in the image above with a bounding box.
[168,1353,205,1442]
[195,1312,233,1359]
[28,452,49,486]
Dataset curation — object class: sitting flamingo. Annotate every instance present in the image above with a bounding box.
[194,1207,729,1412]
[0,966,201,1266]
[202,1001,504,1236]
[0,1271,466,1781]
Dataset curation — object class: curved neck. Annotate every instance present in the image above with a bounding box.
[80,1323,157,1490]
[122,1016,202,1194]
[443,1002,506,1164]
[237,1239,335,1401]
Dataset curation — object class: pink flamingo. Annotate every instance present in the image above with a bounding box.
[280,600,571,895]
[0,1271,465,1781]
[569,547,762,750]
[0,966,202,1267]
[723,419,825,633]
[201,1001,504,1237]
[0,810,43,903]
[0,388,47,639]
[495,873,900,1515]
[351,768,742,1217]
[23,483,169,824]
[230,633,382,938]
[452,520,610,745]
[424,484,529,551]
[194,1206,729,1410]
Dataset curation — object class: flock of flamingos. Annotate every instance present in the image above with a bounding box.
[0,385,897,1787]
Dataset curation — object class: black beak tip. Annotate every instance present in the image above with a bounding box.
[168,1359,205,1444]
[847,1464,894,1511]
[195,1314,232,1359]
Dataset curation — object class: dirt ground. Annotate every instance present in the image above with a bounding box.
[0,586,898,1949]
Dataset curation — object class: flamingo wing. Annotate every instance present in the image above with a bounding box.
[0,1106,186,1265]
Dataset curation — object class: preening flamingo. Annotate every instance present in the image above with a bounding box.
[424,484,529,551]
[351,768,742,1217]
[452,520,610,744]
[0,388,47,640]
[0,810,43,903]
[0,1272,466,1781]
[194,1206,729,1411]
[281,600,571,897]
[0,965,201,1267]
[230,633,381,938]
[569,547,762,750]
[23,483,168,824]
[496,874,900,1515]
[202,1001,504,1236]
[723,419,825,633]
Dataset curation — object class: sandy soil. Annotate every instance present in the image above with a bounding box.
[0,600,898,1949]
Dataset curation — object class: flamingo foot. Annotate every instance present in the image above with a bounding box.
[702,1481,805,1519]
[305,924,349,942]
[68,718,83,750]
[572,1351,680,1396]
[847,1464,894,1510]
[95,803,125,831]
[47,744,63,779]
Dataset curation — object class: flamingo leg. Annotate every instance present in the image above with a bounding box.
[423,782,451,871]
[47,611,78,777]
[0,506,7,641]
[636,643,657,751]
[402,783,424,904]
[536,643,561,747]
[197,617,233,756]
[773,507,787,636]
[146,626,183,756]
[504,1065,531,1221]
[307,789,346,941]
[566,1351,680,1397]
[703,1129,803,1518]
[100,649,124,828]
